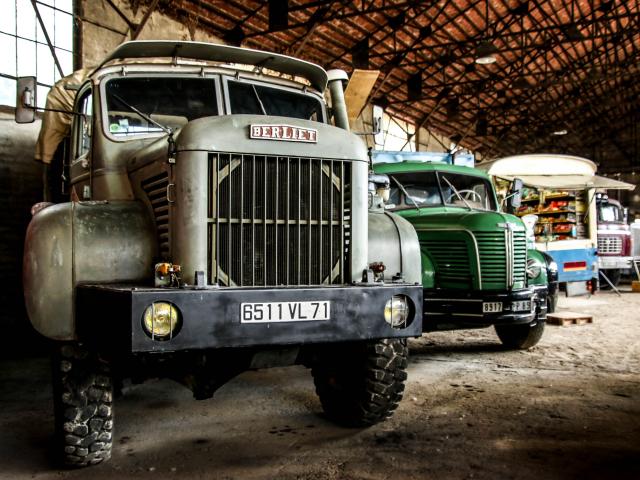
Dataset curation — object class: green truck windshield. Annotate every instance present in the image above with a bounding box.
[389,171,497,211]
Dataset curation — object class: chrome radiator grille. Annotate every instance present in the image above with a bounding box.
[598,235,622,254]
[207,153,350,286]
[141,172,170,259]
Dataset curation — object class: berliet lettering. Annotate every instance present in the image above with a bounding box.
[250,124,318,143]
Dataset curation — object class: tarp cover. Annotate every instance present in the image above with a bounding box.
[35,68,90,164]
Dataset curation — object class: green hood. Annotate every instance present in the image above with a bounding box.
[393,206,527,291]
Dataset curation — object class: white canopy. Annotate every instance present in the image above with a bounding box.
[479,154,635,191]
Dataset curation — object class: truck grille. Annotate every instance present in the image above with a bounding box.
[421,238,473,289]
[141,172,170,259]
[422,230,527,290]
[207,153,350,286]
[598,235,622,255]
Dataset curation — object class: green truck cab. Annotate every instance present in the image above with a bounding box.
[373,158,558,349]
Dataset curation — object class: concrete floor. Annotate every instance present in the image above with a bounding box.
[1,289,639,479]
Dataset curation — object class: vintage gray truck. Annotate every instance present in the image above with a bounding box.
[18,41,422,467]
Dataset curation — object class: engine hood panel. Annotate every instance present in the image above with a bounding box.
[174,115,368,161]
[397,208,525,233]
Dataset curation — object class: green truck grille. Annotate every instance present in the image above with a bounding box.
[422,230,527,290]
[421,238,474,288]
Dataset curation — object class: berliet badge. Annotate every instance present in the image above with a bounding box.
[250,124,318,143]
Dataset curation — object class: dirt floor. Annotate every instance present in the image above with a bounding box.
[1,288,639,479]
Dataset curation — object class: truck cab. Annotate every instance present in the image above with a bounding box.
[373,158,555,349]
[19,41,423,467]
[596,194,633,286]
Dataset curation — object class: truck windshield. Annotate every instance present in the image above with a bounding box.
[598,202,623,223]
[388,171,497,211]
[105,77,218,137]
[227,80,324,122]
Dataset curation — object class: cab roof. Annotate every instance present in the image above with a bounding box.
[94,40,328,92]
[374,160,490,179]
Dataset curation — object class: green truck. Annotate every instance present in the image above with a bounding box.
[373,155,558,348]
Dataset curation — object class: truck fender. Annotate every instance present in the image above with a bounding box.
[420,251,436,289]
[23,201,156,340]
[368,210,421,284]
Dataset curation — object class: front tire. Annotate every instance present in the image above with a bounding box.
[311,339,408,427]
[52,343,114,467]
[495,320,545,350]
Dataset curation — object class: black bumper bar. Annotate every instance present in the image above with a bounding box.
[423,286,547,331]
[76,283,422,353]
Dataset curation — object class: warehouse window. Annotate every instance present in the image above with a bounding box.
[373,105,416,152]
[0,0,74,108]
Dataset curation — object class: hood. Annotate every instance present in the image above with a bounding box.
[175,115,368,161]
[397,207,525,233]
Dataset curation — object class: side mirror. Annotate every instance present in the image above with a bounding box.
[506,177,523,213]
[16,76,37,124]
[623,207,629,224]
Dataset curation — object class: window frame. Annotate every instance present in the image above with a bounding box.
[221,75,327,123]
[71,82,93,165]
[99,72,224,143]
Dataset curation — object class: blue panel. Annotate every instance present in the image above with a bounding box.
[545,248,597,282]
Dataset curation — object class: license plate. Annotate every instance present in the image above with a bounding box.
[512,300,532,312]
[482,302,503,313]
[241,301,331,323]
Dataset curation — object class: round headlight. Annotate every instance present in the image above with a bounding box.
[526,258,542,279]
[142,302,181,340]
[384,295,411,328]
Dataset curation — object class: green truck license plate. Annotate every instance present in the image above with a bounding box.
[482,302,503,313]
[512,300,532,312]
[241,301,331,323]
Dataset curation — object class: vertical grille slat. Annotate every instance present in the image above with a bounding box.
[207,153,350,287]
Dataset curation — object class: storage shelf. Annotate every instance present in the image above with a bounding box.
[537,209,576,214]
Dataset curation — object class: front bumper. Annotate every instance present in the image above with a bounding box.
[76,283,422,353]
[423,286,547,331]
[598,256,633,270]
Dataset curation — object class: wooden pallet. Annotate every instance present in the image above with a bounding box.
[547,311,594,326]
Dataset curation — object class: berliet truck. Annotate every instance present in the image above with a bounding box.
[373,155,557,348]
[17,41,423,467]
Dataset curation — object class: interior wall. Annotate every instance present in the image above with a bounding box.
[0,110,44,355]
[79,0,222,67]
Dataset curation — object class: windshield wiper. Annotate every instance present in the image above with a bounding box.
[390,175,421,213]
[111,93,172,135]
[251,85,268,115]
[441,175,472,210]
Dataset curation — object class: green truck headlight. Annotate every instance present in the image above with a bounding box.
[142,302,181,340]
[384,295,411,328]
[526,259,542,279]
